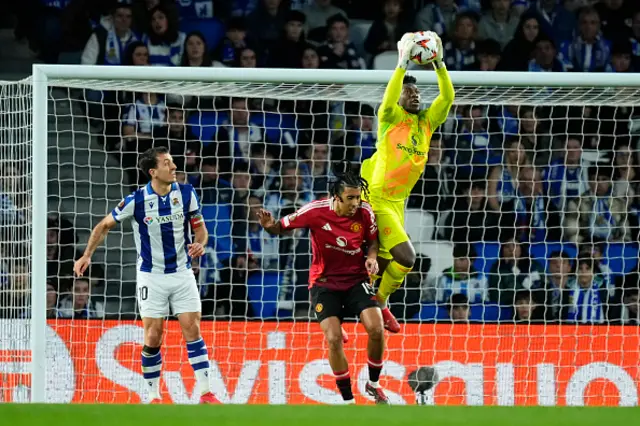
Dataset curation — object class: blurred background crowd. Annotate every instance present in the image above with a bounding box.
[0,0,640,326]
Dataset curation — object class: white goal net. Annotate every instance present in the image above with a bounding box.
[1,66,640,405]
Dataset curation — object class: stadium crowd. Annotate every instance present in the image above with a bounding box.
[1,0,640,325]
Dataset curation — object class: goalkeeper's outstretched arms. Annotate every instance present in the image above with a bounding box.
[378,33,418,123]
[422,33,455,130]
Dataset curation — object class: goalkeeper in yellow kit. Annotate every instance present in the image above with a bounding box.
[361,32,455,333]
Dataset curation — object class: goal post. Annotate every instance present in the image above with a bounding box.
[19,64,640,404]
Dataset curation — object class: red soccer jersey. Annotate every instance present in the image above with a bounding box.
[280,198,378,291]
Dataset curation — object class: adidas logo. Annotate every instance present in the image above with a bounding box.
[322,223,332,231]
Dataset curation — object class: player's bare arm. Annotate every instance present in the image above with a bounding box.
[366,239,380,276]
[257,209,284,235]
[73,214,117,277]
[188,216,207,258]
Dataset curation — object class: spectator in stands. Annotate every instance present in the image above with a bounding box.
[448,104,495,179]
[446,181,500,243]
[236,47,259,67]
[487,138,528,212]
[415,0,458,39]
[0,163,25,229]
[81,2,138,66]
[339,104,376,163]
[606,39,635,72]
[498,11,541,71]
[447,293,470,323]
[558,7,611,72]
[434,243,487,304]
[543,135,587,212]
[246,0,288,52]
[579,165,631,242]
[613,144,639,212]
[231,162,253,220]
[46,281,58,319]
[270,11,309,68]
[631,10,640,71]
[303,139,331,199]
[46,214,75,293]
[519,107,551,168]
[478,0,518,49]
[301,46,321,68]
[214,17,252,66]
[566,256,607,324]
[152,105,202,168]
[1,261,30,319]
[471,39,502,71]
[265,161,313,219]
[442,12,478,70]
[234,195,280,271]
[248,144,278,197]
[620,286,639,325]
[488,238,545,306]
[544,250,572,322]
[143,4,186,66]
[364,0,414,58]
[528,33,568,71]
[199,156,233,194]
[302,0,348,40]
[513,290,545,323]
[125,40,150,65]
[214,98,265,173]
[595,0,634,42]
[409,135,453,213]
[579,242,614,298]
[515,166,563,243]
[317,14,366,69]
[57,278,104,319]
[538,0,582,43]
[180,31,213,67]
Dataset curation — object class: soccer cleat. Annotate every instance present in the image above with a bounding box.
[365,382,390,405]
[341,326,349,344]
[199,392,221,404]
[381,307,400,333]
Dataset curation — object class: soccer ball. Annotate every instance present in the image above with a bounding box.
[409,31,439,66]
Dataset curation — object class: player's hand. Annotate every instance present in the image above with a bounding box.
[365,257,379,276]
[427,31,444,66]
[257,209,276,229]
[188,243,205,258]
[397,32,416,70]
[74,255,91,277]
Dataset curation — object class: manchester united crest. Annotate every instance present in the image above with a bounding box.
[350,222,362,233]
[315,303,323,313]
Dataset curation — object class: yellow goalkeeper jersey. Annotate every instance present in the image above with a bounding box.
[361,67,455,202]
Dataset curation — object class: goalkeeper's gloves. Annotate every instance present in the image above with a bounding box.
[427,31,445,69]
[396,32,416,70]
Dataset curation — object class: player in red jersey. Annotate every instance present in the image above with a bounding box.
[258,162,389,405]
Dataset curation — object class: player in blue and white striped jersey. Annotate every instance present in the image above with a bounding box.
[74,146,219,404]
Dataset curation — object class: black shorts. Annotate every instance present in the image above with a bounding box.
[310,281,380,323]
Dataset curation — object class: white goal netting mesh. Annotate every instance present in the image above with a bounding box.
[1,75,640,405]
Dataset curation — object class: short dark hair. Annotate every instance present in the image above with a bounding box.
[403,74,417,85]
[588,165,614,180]
[330,161,369,199]
[139,146,169,178]
[453,243,475,259]
[448,293,469,313]
[327,13,349,28]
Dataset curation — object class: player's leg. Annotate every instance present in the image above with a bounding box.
[375,205,415,333]
[311,286,355,404]
[137,272,169,402]
[172,270,219,404]
[347,282,390,404]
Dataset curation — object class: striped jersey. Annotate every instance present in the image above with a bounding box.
[111,182,203,274]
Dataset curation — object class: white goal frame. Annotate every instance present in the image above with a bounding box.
[30,64,640,403]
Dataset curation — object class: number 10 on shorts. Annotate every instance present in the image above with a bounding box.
[138,286,148,301]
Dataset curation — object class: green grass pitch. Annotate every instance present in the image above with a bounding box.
[1,404,637,426]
